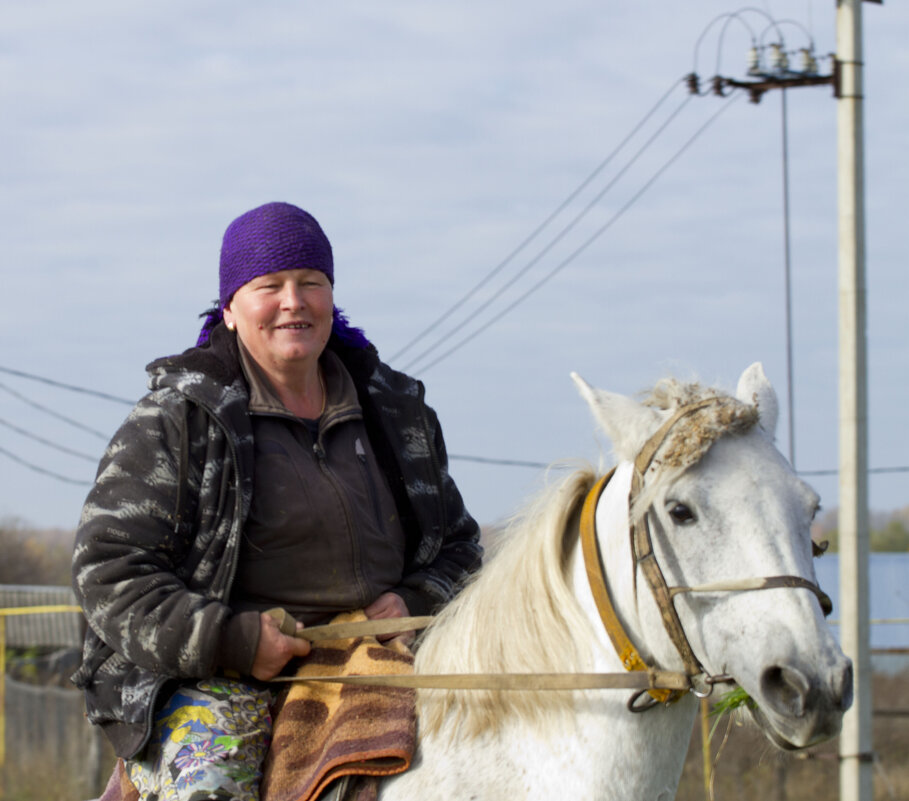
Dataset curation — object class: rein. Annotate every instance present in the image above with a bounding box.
[268,398,831,703]
[266,607,689,693]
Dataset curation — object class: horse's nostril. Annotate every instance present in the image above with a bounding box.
[761,665,810,718]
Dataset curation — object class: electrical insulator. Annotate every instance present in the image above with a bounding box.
[769,43,789,74]
[747,46,761,76]
[799,48,818,75]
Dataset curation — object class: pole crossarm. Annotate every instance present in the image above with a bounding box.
[711,73,835,103]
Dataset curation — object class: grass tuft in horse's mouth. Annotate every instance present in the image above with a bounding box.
[710,686,756,717]
[707,686,757,743]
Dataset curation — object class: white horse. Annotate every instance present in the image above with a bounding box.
[382,363,852,801]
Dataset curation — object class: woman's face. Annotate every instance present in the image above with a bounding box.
[223,268,333,376]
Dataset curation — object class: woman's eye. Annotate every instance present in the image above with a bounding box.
[668,503,696,524]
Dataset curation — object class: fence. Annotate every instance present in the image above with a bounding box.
[3,584,908,800]
[0,584,108,797]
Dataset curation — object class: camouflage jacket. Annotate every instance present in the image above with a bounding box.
[71,323,482,759]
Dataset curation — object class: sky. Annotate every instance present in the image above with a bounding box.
[1,0,906,531]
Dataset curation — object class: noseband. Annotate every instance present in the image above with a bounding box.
[580,397,833,708]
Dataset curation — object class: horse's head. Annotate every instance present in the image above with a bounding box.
[572,363,852,750]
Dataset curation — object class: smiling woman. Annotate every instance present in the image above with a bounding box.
[224,269,335,418]
[71,201,482,801]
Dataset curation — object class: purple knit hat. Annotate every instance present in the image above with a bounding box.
[197,202,369,349]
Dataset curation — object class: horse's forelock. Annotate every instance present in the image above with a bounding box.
[642,376,708,411]
[629,380,759,523]
[654,397,759,471]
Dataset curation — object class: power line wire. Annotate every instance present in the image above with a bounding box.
[0,382,111,440]
[412,90,744,374]
[0,417,100,462]
[0,365,134,405]
[401,90,695,374]
[798,467,909,477]
[450,454,549,469]
[389,78,686,364]
[0,444,92,486]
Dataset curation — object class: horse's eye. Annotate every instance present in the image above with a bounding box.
[668,503,696,524]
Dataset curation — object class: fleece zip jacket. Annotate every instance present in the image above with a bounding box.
[230,344,408,627]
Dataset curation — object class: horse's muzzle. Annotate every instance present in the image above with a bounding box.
[753,657,853,749]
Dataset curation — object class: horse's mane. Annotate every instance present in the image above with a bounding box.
[415,464,599,738]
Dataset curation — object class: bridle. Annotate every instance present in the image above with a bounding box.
[580,397,833,710]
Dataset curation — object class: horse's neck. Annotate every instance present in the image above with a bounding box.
[558,463,699,795]
[576,462,688,672]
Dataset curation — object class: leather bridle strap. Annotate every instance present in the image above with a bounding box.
[579,470,685,704]
[669,576,833,617]
[632,398,721,478]
[631,511,705,676]
[630,399,723,678]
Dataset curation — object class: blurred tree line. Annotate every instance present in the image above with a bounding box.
[0,518,74,585]
[812,506,909,553]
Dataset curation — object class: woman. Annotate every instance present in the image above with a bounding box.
[72,202,482,800]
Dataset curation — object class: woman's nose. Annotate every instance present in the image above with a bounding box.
[279,282,305,309]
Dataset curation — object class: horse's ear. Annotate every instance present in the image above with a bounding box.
[571,372,663,459]
[735,362,778,438]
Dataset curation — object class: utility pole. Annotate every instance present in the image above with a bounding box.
[836,2,874,799]
[688,4,881,800]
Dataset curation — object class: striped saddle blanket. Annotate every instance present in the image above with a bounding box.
[263,611,416,801]
[99,611,416,801]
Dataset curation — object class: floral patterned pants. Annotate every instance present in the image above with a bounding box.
[126,678,278,801]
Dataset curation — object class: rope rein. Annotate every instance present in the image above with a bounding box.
[269,397,831,700]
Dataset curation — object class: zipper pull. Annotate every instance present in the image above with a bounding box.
[313,441,326,462]
[355,437,366,463]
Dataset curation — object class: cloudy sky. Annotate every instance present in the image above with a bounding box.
[2,0,906,531]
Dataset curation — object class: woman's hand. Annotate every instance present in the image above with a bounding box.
[364,592,415,645]
[250,611,312,680]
